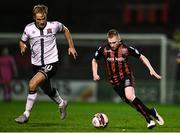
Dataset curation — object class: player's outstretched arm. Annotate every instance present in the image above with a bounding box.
[63,25,78,60]
[140,54,162,79]
[92,58,100,81]
[19,40,27,56]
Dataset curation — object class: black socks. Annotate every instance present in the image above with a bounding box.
[132,97,152,123]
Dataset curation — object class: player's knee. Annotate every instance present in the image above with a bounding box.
[125,94,135,102]
[28,80,37,91]
[120,95,130,104]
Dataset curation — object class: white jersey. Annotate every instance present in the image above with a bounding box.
[21,21,63,66]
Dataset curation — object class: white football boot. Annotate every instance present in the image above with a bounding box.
[151,108,164,125]
[15,114,29,124]
[147,120,156,129]
[59,100,68,120]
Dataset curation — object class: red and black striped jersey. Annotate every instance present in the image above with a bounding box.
[94,43,141,86]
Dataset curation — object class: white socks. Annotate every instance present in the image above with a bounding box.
[23,93,37,118]
[50,89,64,105]
[23,89,64,118]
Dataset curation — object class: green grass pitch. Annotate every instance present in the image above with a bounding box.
[0,101,180,132]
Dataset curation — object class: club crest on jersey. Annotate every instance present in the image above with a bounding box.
[122,48,127,55]
[47,28,52,34]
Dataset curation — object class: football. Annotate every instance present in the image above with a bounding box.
[92,113,108,128]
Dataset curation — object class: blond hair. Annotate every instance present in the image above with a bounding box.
[32,4,48,18]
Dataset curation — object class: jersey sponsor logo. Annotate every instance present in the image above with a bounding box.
[107,57,125,62]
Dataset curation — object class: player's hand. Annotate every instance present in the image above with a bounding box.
[176,57,180,63]
[20,45,27,56]
[150,70,162,80]
[93,74,100,81]
[68,47,78,60]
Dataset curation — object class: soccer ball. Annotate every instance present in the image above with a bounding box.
[92,113,108,128]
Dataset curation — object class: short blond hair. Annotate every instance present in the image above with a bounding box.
[32,4,48,18]
[107,29,120,38]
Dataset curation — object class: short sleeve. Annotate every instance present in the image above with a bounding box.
[57,21,63,32]
[128,46,141,58]
[93,46,104,60]
[21,27,29,42]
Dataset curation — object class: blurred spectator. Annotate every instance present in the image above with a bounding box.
[175,53,180,87]
[176,52,180,63]
[15,51,31,78]
[0,47,18,101]
[173,27,180,84]
[174,27,180,63]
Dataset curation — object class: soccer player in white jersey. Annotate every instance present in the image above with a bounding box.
[15,4,78,124]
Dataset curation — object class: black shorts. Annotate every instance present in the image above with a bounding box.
[113,76,135,103]
[32,62,58,79]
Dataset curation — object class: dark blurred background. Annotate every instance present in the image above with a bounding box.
[0,0,180,103]
[0,0,179,38]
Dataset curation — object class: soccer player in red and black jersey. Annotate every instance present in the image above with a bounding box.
[92,29,164,129]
